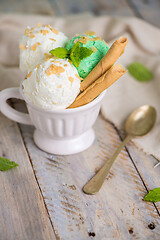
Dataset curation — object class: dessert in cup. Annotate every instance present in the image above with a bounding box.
[0,25,128,155]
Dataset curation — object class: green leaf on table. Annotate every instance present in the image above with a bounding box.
[0,157,18,171]
[70,42,93,67]
[144,188,160,202]
[127,62,153,82]
[50,47,70,58]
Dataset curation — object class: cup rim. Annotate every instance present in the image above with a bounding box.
[20,84,106,114]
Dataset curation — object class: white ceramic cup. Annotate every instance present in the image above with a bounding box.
[0,87,106,155]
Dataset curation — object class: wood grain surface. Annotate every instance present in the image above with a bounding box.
[0,0,160,239]
[0,113,56,240]
[16,109,160,240]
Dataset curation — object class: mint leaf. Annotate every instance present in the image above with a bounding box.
[79,47,93,60]
[70,42,81,67]
[127,62,153,82]
[0,157,18,171]
[144,188,160,202]
[50,47,70,59]
[70,42,93,67]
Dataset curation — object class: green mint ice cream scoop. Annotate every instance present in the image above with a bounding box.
[66,34,109,79]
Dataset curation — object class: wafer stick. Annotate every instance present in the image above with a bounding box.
[80,37,128,92]
[68,64,126,109]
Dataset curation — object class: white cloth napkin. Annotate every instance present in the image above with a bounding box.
[100,18,160,160]
[0,13,160,158]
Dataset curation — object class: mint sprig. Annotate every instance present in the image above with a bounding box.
[144,188,160,202]
[50,42,93,67]
[127,62,153,82]
[0,157,18,171]
[50,47,70,59]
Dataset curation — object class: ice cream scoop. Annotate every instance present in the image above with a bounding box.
[22,58,81,109]
[66,32,109,78]
[19,23,68,73]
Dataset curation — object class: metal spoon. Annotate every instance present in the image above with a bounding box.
[83,105,156,195]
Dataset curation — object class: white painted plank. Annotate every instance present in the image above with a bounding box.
[0,113,56,240]
[126,140,160,212]
[19,111,160,240]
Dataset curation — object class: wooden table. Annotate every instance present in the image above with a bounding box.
[1,103,160,239]
[0,1,160,239]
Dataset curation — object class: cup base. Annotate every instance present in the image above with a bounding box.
[33,128,95,155]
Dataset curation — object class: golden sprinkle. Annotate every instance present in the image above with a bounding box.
[51,59,58,62]
[19,44,27,50]
[25,29,30,35]
[44,53,52,58]
[94,36,101,41]
[37,23,41,27]
[50,60,61,64]
[41,30,49,35]
[58,84,62,88]
[44,24,52,28]
[45,58,51,61]
[75,74,81,79]
[73,38,79,44]
[85,31,96,36]
[75,74,83,81]
[51,101,56,104]
[79,38,88,44]
[86,36,94,41]
[64,64,68,67]
[50,28,59,35]
[87,38,94,41]
[45,64,65,76]
[35,63,41,69]
[31,27,35,31]
[68,76,74,85]
[91,46,97,53]
[36,31,40,34]
[77,36,89,44]
[49,38,56,41]
[37,42,41,45]
[30,44,37,51]
[28,34,35,38]
[68,59,73,65]
[26,71,32,78]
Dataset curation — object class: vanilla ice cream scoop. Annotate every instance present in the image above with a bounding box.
[19,24,68,73]
[22,58,81,109]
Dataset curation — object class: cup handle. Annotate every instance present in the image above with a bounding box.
[0,87,32,125]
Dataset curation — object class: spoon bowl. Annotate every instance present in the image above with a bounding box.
[125,105,156,137]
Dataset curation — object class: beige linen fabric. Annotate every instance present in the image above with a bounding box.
[0,13,160,158]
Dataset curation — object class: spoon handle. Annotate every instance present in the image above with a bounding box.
[83,134,132,195]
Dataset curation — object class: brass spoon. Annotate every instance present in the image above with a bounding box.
[83,105,156,195]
